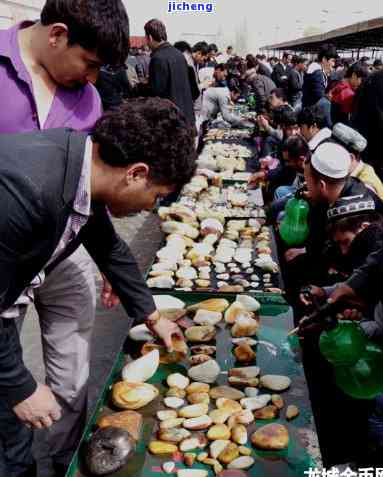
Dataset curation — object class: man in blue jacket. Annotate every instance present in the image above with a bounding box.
[302,44,338,108]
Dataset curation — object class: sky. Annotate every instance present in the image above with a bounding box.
[125,0,382,51]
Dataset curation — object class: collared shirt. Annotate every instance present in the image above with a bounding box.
[0,21,102,317]
[0,21,102,133]
[1,137,93,318]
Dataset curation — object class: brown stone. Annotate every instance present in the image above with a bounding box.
[210,386,245,401]
[97,410,143,441]
[253,405,279,420]
[251,424,289,450]
[233,344,256,364]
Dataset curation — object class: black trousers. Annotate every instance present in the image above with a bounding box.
[0,319,35,477]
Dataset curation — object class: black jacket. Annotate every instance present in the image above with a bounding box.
[346,224,383,274]
[95,67,132,110]
[0,129,156,407]
[352,70,383,176]
[187,66,201,102]
[149,43,195,126]
[271,63,290,91]
[347,243,383,309]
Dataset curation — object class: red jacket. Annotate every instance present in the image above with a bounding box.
[331,80,355,114]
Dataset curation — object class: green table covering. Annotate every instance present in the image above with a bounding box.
[66,294,321,477]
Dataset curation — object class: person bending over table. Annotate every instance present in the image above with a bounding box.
[0,98,196,477]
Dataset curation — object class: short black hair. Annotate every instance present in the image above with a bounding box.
[270,88,288,102]
[174,41,192,54]
[273,106,294,126]
[282,52,290,60]
[144,19,167,42]
[193,42,209,55]
[318,43,338,62]
[298,106,327,130]
[291,55,299,65]
[373,59,383,67]
[345,63,369,80]
[293,56,307,65]
[246,54,257,69]
[282,135,310,160]
[214,63,227,72]
[40,0,130,66]
[92,98,196,187]
[208,43,218,53]
[328,213,382,236]
[280,110,298,128]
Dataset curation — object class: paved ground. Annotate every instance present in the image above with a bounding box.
[20,212,163,476]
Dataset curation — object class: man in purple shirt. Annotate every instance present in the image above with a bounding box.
[0,0,130,475]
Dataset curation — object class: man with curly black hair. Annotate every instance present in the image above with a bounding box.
[0,97,196,476]
[0,0,130,473]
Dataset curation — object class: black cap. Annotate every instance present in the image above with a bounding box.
[327,193,375,221]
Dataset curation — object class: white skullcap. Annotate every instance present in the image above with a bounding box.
[311,142,351,179]
[332,123,367,153]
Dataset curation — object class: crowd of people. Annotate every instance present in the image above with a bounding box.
[94,20,383,472]
[1,0,383,476]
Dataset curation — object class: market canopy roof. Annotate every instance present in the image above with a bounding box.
[261,16,383,53]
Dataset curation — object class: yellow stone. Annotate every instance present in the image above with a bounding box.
[218,442,240,464]
[149,441,178,455]
[207,424,231,441]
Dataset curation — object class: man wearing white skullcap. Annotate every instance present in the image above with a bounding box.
[293,139,383,283]
[304,142,352,204]
[289,140,383,470]
[301,140,383,280]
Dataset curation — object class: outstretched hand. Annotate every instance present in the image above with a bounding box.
[328,283,363,306]
[147,311,185,351]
